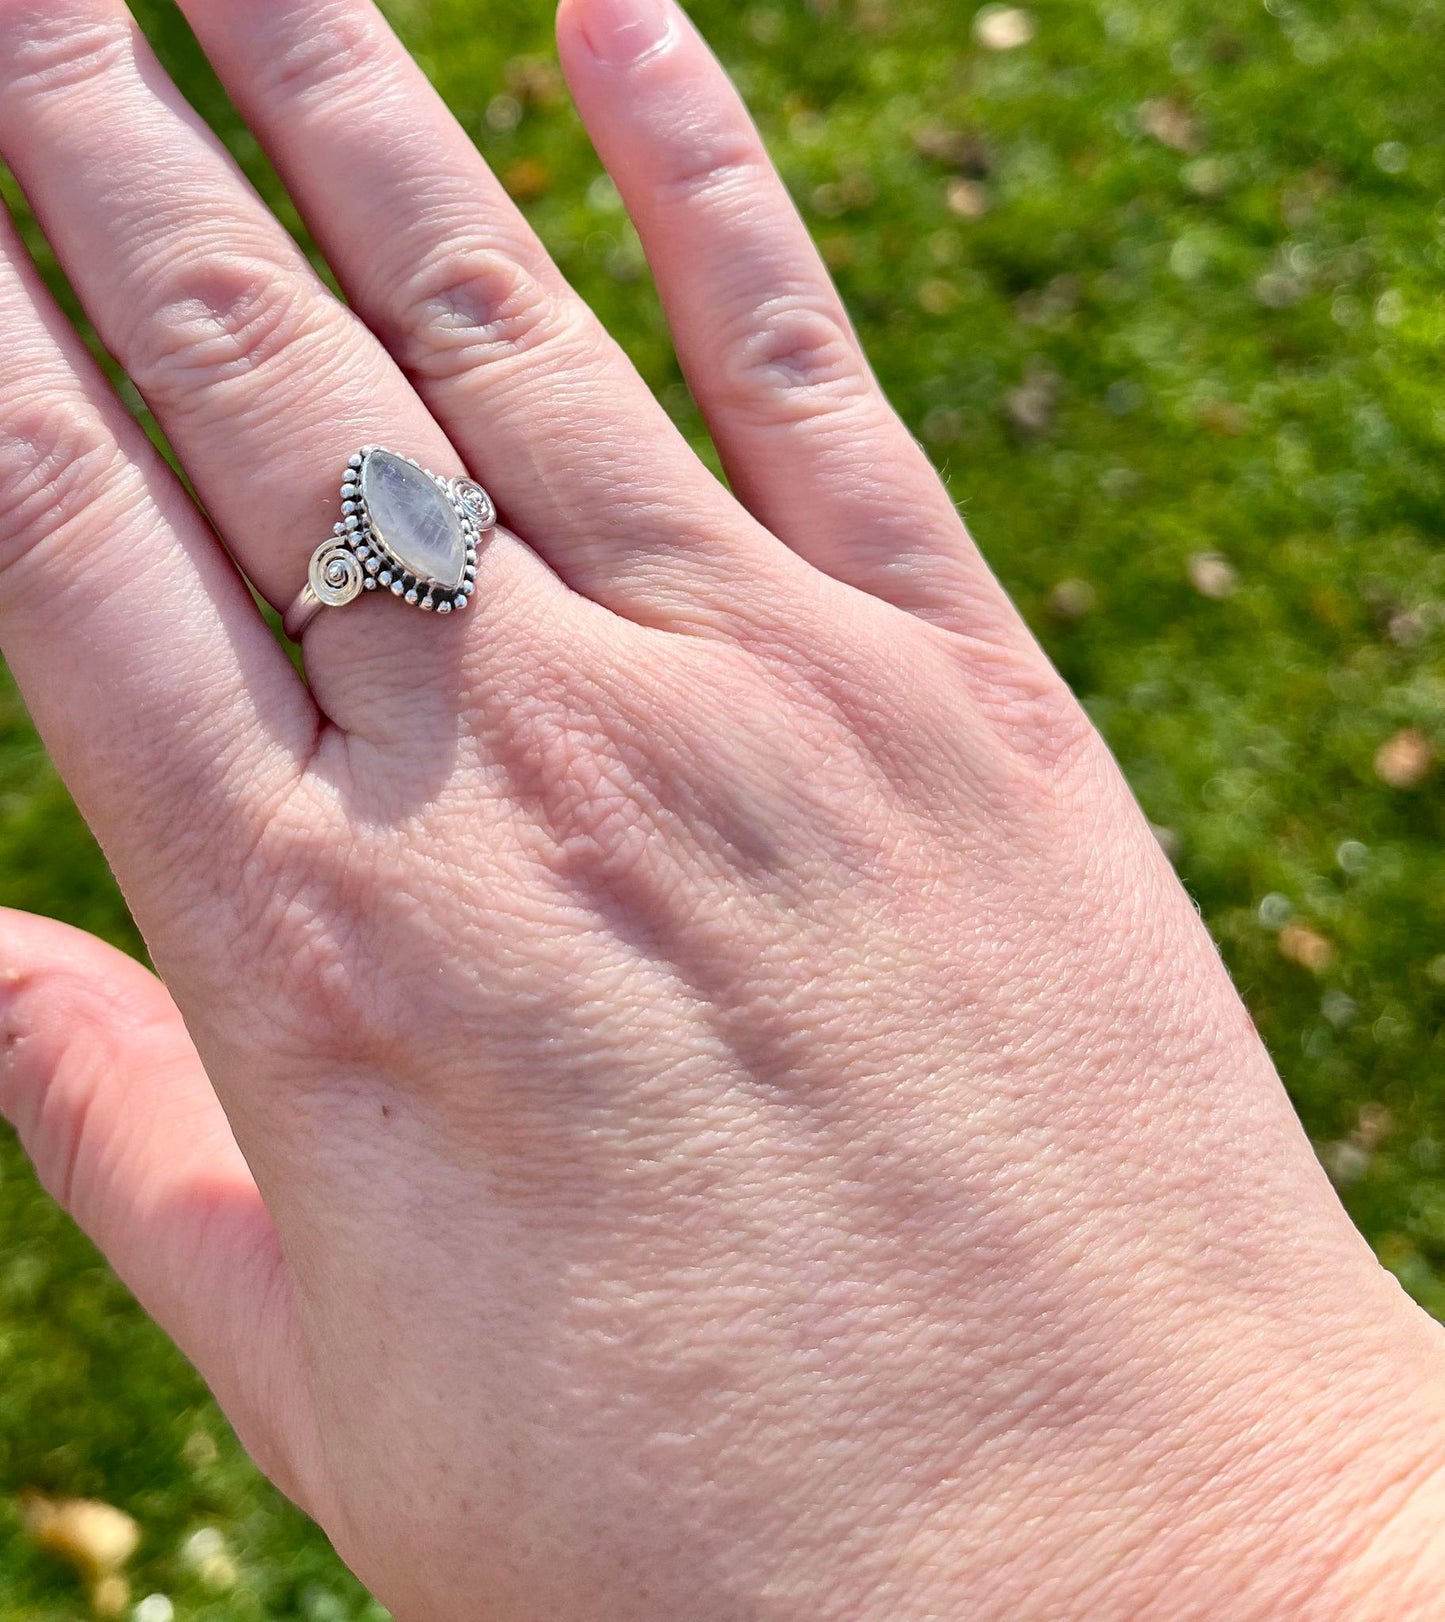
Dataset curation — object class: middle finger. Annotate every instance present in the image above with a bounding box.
[173,0,789,612]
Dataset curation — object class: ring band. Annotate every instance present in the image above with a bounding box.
[283,446,496,641]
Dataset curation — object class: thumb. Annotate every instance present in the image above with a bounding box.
[0,907,315,1504]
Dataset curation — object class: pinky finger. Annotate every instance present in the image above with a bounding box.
[557,0,1024,641]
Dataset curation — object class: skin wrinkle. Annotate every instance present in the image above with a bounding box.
[0,404,139,588]
[246,0,392,109]
[720,298,870,411]
[118,255,335,400]
[410,251,549,338]
[373,179,559,287]
[0,2,137,105]
[651,139,766,213]
[493,631,800,862]
[389,254,591,385]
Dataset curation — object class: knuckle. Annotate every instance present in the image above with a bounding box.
[118,253,329,409]
[716,298,868,424]
[383,246,594,385]
[0,394,130,590]
[221,795,401,1064]
[654,130,763,209]
[544,748,658,888]
[0,3,134,106]
[504,691,664,893]
[960,637,1100,777]
[248,0,392,108]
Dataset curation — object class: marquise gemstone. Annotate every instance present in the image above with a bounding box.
[360,451,466,591]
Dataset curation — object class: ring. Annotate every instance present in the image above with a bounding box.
[283,447,497,641]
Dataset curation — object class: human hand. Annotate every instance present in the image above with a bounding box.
[1,0,1443,1617]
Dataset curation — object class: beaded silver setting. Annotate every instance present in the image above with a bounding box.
[283,447,496,641]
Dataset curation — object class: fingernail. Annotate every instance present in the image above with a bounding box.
[579,0,673,67]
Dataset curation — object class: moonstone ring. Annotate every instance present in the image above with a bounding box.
[282,447,497,641]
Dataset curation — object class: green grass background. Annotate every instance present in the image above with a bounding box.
[2,0,1443,1613]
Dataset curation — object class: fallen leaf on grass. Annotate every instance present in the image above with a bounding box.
[1374,728,1434,789]
[1279,922,1335,973]
[20,1493,140,1618]
[1140,98,1200,153]
[1005,367,1059,435]
[1187,551,1237,598]
[974,6,1034,50]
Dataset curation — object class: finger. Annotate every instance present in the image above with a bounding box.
[0,910,317,1500]
[0,0,587,744]
[0,200,317,921]
[167,0,804,620]
[556,0,1026,641]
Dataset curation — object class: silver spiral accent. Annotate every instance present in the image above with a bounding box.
[451,477,497,531]
[309,541,365,608]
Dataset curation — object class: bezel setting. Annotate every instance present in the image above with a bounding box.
[310,446,497,618]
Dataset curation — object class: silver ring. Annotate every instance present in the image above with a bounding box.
[283,446,497,641]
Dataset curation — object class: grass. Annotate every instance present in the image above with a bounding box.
[2,0,1444,1612]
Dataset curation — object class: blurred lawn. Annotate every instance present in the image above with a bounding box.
[2,0,1444,1613]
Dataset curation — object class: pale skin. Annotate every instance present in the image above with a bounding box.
[0,0,1441,1615]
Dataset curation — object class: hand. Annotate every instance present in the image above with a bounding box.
[0,0,1442,1617]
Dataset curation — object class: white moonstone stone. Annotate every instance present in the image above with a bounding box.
[361,451,466,590]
